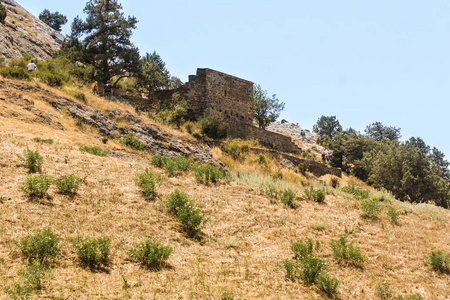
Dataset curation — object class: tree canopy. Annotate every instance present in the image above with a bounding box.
[0,3,7,25]
[313,115,342,142]
[39,9,67,31]
[137,51,171,98]
[364,121,401,142]
[253,84,285,130]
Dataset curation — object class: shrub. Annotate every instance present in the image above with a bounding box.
[164,189,190,215]
[330,235,367,267]
[4,259,50,299]
[20,175,53,198]
[397,294,424,300]
[280,258,299,281]
[330,177,339,189]
[220,139,249,161]
[128,239,172,270]
[376,282,394,300]
[0,66,30,80]
[290,238,321,259]
[280,188,298,208]
[17,227,60,262]
[297,162,308,176]
[135,169,161,200]
[55,174,80,195]
[254,153,268,167]
[79,146,107,157]
[37,71,64,86]
[198,109,228,139]
[71,91,87,103]
[220,292,235,300]
[33,137,54,144]
[72,236,111,269]
[304,186,326,203]
[192,131,203,139]
[151,155,192,176]
[17,148,43,173]
[194,163,229,185]
[360,198,381,219]
[341,185,369,199]
[122,133,145,150]
[299,255,327,285]
[387,206,400,224]
[316,273,340,297]
[426,249,450,273]
[0,3,6,25]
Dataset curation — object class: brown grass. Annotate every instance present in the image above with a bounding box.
[0,77,449,299]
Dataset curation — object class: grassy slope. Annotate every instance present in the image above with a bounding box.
[0,77,449,300]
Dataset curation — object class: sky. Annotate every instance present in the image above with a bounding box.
[17,0,450,158]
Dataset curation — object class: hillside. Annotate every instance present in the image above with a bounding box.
[0,0,64,60]
[0,77,449,299]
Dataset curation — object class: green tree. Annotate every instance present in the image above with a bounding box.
[70,0,140,84]
[253,84,285,129]
[364,121,401,142]
[430,147,450,182]
[137,51,170,99]
[0,3,6,25]
[39,9,67,31]
[313,115,342,143]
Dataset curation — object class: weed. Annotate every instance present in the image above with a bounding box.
[32,137,54,144]
[164,189,190,215]
[311,223,329,231]
[128,239,172,270]
[425,248,450,273]
[330,235,367,267]
[397,294,424,300]
[376,282,394,300]
[134,169,161,200]
[253,154,268,168]
[341,185,369,199]
[194,163,229,185]
[387,206,400,224]
[280,258,299,281]
[297,162,308,176]
[17,148,43,173]
[280,188,298,209]
[360,198,381,219]
[20,175,53,198]
[192,131,203,139]
[290,238,321,259]
[72,91,87,103]
[299,255,327,285]
[72,236,111,269]
[304,186,326,203]
[122,133,145,150]
[220,292,235,300]
[151,155,192,176]
[79,146,107,157]
[16,227,60,262]
[55,174,80,195]
[316,273,340,297]
[330,177,339,189]
[220,139,249,161]
[4,259,50,299]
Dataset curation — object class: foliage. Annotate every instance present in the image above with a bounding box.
[72,236,111,269]
[0,3,6,25]
[122,133,145,150]
[137,51,170,98]
[375,282,394,300]
[220,292,235,300]
[134,169,161,199]
[341,185,369,200]
[365,121,401,142]
[280,258,299,281]
[153,93,188,128]
[16,227,60,262]
[55,174,81,195]
[253,84,285,129]
[279,188,298,208]
[220,139,250,161]
[330,235,367,267]
[39,9,67,31]
[70,0,140,83]
[5,259,50,299]
[198,109,228,139]
[426,249,450,273]
[128,239,172,270]
[360,198,382,219]
[33,137,54,144]
[164,189,190,215]
[330,177,339,189]
[316,273,340,297]
[387,206,400,224]
[150,155,192,176]
[397,294,424,300]
[313,115,342,142]
[290,238,321,260]
[17,148,43,173]
[304,186,326,203]
[71,91,87,103]
[0,66,30,80]
[254,153,268,167]
[20,175,53,198]
[299,255,327,285]
[79,145,107,157]
[194,163,230,185]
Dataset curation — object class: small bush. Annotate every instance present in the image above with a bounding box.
[297,162,308,176]
[17,227,60,262]
[330,235,367,267]
[0,66,30,80]
[387,206,400,224]
[151,155,192,176]
[135,169,161,200]
[198,109,228,139]
[341,185,369,199]
[33,137,54,144]
[304,186,326,203]
[376,282,394,300]
[194,163,229,185]
[254,154,268,167]
[397,294,424,300]
[79,146,107,157]
[220,292,235,300]
[122,133,145,150]
[280,188,298,208]
[4,259,50,299]
[37,71,64,86]
[20,175,53,198]
[360,198,381,219]
[192,131,203,139]
[55,174,80,195]
[316,273,340,297]
[220,139,249,161]
[72,236,111,269]
[426,249,450,273]
[280,258,299,281]
[164,189,190,215]
[299,255,327,285]
[330,177,339,189]
[128,239,172,270]
[0,3,6,25]
[17,148,43,173]
[291,238,321,259]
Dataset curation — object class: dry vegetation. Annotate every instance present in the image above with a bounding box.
[0,77,449,299]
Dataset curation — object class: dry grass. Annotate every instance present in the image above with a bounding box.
[0,77,449,299]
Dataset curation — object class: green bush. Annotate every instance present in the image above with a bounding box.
[164,189,190,215]
[17,227,60,262]
[341,185,369,199]
[299,255,327,285]
[151,155,193,176]
[33,137,54,144]
[135,169,161,200]
[360,198,381,219]
[20,175,53,198]
[220,292,235,300]
[198,109,228,139]
[4,259,50,299]
[71,91,87,103]
[220,140,250,161]
[280,188,298,208]
[0,66,30,80]
[290,238,321,260]
[128,239,172,270]
[304,186,326,203]
[397,294,424,300]
[254,153,268,167]
[79,146,107,157]
[330,177,339,189]
[72,236,111,269]
[387,206,400,224]
[297,162,308,176]
[330,235,367,267]
[55,174,80,195]
[17,148,43,173]
[192,131,202,139]
[37,71,64,86]
[426,249,450,273]
[122,133,145,150]
[316,273,340,297]
[194,163,229,185]
[0,3,6,25]
[280,258,299,281]
[376,282,394,300]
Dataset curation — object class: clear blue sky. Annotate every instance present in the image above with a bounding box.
[18,0,450,158]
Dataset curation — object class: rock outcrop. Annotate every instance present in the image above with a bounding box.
[0,0,64,60]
